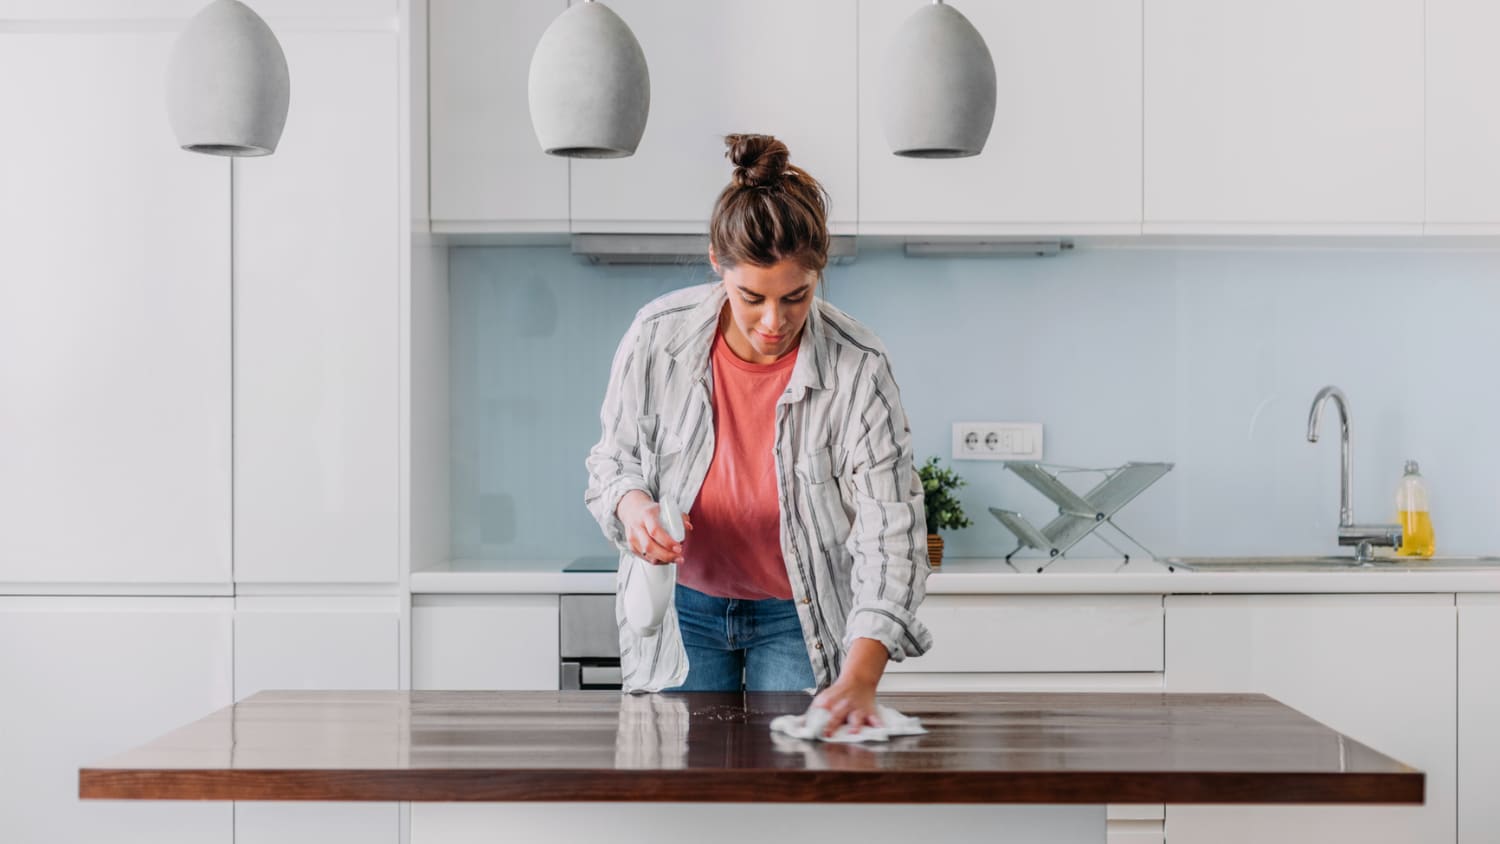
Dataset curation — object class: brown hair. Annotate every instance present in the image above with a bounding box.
[709,134,831,274]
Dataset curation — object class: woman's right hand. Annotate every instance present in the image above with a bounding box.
[616,491,692,565]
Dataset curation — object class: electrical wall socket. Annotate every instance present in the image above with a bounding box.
[952,422,1043,461]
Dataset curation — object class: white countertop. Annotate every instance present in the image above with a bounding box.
[411,556,1500,595]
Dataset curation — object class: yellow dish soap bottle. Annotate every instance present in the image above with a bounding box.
[1396,460,1435,558]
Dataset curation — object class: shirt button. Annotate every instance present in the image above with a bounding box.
[801,597,811,605]
[815,642,823,650]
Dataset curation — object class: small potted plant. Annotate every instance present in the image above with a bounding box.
[918,456,972,567]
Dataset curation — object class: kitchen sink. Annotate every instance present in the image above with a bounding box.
[1164,555,1500,572]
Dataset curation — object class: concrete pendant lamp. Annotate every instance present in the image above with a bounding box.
[167,0,290,156]
[882,0,996,158]
[528,0,650,158]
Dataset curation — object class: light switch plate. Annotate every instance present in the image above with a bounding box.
[952,422,1044,461]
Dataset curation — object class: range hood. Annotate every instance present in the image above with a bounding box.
[572,233,858,265]
[903,238,1073,257]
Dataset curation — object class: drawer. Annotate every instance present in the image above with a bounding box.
[887,594,1163,673]
[412,595,560,690]
[560,593,619,658]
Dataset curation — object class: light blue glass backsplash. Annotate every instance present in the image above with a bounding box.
[451,245,1500,561]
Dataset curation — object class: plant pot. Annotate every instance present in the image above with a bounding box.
[927,533,943,568]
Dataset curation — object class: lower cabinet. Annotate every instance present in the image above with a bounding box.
[405,588,1490,844]
[1164,594,1457,844]
[0,597,234,844]
[412,594,560,690]
[881,594,1166,844]
[880,673,1164,844]
[232,599,402,844]
[1459,594,1500,844]
[884,594,1164,674]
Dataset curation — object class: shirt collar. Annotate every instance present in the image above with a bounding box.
[665,282,832,398]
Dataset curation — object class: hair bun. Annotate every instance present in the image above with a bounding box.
[725,133,789,189]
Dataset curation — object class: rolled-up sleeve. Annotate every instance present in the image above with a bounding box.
[584,319,649,552]
[841,360,933,661]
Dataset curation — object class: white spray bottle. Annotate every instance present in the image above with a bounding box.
[622,500,685,638]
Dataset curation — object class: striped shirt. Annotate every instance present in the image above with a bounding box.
[584,282,933,692]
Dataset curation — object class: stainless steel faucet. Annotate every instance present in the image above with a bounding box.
[1306,386,1402,562]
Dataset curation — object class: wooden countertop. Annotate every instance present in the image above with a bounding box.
[80,690,1422,805]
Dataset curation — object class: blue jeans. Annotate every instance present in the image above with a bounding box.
[667,583,817,692]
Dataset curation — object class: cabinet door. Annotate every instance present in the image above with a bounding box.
[857,0,1142,235]
[234,30,400,584]
[428,0,569,232]
[0,597,233,844]
[412,595,560,690]
[1459,594,1500,844]
[1144,0,1424,233]
[568,0,858,234]
[1165,594,1456,844]
[233,600,400,844]
[233,600,400,697]
[879,673,1164,844]
[883,595,1163,673]
[0,30,230,587]
[1426,0,1500,231]
[411,0,431,229]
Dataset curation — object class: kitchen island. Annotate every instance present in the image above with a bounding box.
[81,690,1420,844]
[404,557,1496,842]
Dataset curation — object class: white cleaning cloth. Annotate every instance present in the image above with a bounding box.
[768,704,926,744]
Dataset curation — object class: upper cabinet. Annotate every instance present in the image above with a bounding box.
[568,0,858,234]
[1145,0,1425,233]
[234,30,401,584]
[1426,0,1500,232]
[429,0,569,232]
[427,0,857,235]
[856,0,1143,235]
[426,0,1500,237]
[0,30,231,588]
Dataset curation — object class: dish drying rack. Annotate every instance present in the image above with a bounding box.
[989,461,1173,571]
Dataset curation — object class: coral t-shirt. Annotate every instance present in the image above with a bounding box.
[678,331,797,601]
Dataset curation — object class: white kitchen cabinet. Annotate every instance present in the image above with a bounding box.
[1164,594,1456,844]
[856,0,1142,235]
[234,30,400,584]
[0,597,233,844]
[412,594,560,690]
[1144,0,1425,233]
[233,599,400,844]
[1459,594,1500,844]
[1426,0,1500,232]
[874,595,1167,843]
[0,1,396,15]
[233,599,401,697]
[428,0,569,232]
[568,0,858,234]
[411,0,431,230]
[0,30,231,589]
[884,594,1163,673]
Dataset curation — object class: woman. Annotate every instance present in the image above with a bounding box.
[585,134,931,735]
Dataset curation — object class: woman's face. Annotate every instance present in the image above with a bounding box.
[713,255,818,364]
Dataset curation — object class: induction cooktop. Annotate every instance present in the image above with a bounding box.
[563,556,619,573]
